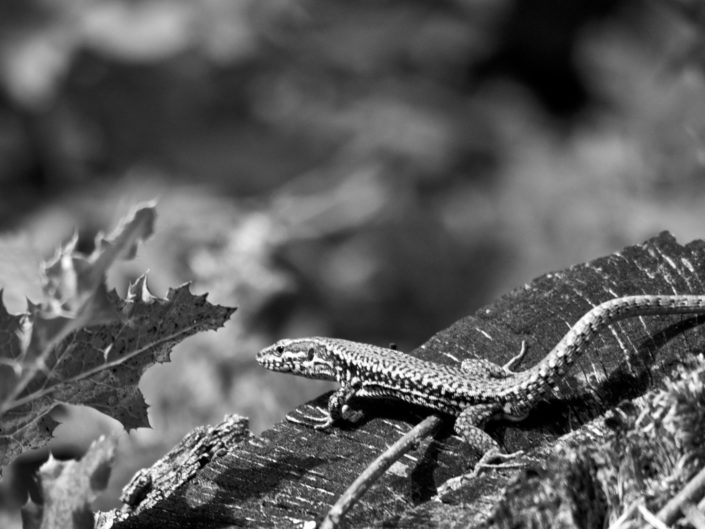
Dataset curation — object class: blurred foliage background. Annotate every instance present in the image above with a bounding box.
[1,0,705,518]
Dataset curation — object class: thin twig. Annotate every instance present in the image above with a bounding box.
[638,504,670,529]
[656,464,705,525]
[319,414,444,529]
[608,501,640,529]
[681,501,705,529]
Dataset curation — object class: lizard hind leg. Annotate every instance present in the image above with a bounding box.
[455,404,525,473]
[454,403,503,453]
[460,358,511,379]
[460,342,528,379]
[437,403,525,496]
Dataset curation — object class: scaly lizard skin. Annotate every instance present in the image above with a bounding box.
[256,295,705,456]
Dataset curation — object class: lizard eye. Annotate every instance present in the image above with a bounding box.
[276,345,284,354]
[307,347,315,361]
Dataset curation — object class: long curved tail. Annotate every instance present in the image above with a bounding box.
[502,295,705,400]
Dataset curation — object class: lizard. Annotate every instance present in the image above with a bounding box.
[256,295,705,464]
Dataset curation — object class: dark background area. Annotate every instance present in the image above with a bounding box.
[1,0,704,520]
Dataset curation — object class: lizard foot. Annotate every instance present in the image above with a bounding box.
[339,404,364,424]
[501,341,527,374]
[285,409,335,430]
[474,448,525,473]
[435,449,526,498]
[286,403,365,431]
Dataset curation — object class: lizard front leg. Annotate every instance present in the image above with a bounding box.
[288,378,364,430]
[320,377,365,428]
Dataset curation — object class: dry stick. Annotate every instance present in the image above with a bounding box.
[608,501,640,529]
[638,505,670,529]
[681,501,705,529]
[657,464,705,526]
[319,414,444,529]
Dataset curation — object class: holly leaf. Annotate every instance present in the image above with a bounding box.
[0,203,237,472]
[0,293,25,403]
[28,202,156,358]
[0,276,235,470]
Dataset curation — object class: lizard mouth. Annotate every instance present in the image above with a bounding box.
[255,351,293,372]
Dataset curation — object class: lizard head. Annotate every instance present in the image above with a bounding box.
[256,338,337,380]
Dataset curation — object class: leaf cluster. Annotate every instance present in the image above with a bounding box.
[0,203,235,479]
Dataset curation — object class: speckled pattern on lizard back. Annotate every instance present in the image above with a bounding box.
[256,295,705,457]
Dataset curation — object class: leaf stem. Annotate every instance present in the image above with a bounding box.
[2,324,201,413]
